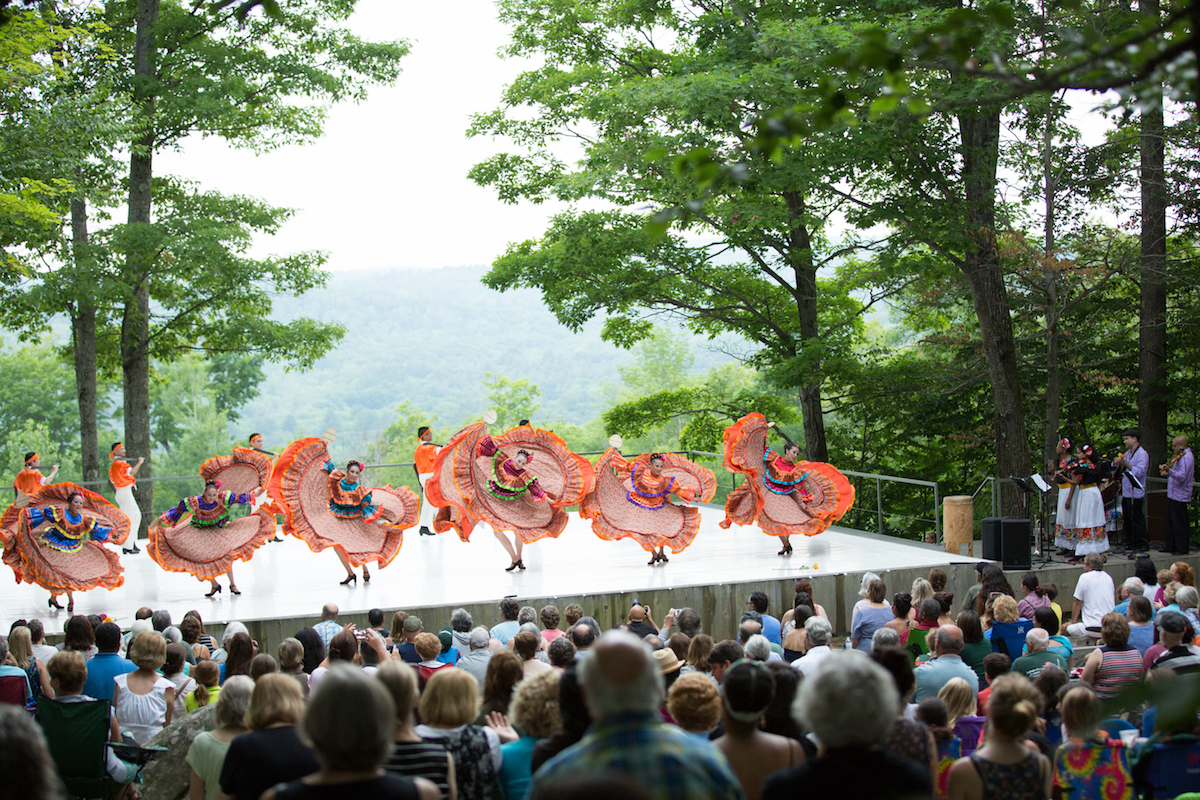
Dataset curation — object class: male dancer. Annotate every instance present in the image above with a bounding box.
[13,452,58,498]
[1161,434,1194,555]
[414,426,439,536]
[247,432,282,542]
[108,442,144,554]
[1113,428,1149,555]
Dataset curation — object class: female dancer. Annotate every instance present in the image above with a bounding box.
[1063,444,1108,561]
[269,436,420,585]
[580,449,715,565]
[1050,437,1079,556]
[720,413,853,555]
[425,420,594,571]
[152,480,269,596]
[3,485,129,611]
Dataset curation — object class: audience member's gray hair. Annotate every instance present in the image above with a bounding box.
[222,621,249,644]
[450,608,473,633]
[578,630,663,718]
[1123,577,1145,596]
[578,617,602,637]
[151,610,172,632]
[518,606,538,626]
[520,622,540,636]
[469,627,491,649]
[1025,627,1050,650]
[676,608,702,637]
[805,616,832,646]
[215,676,254,727]
[872,627,900,649]
[935,625,964,654]
[162,626,183,645]
[743,634,772,662]
[1177,585,1199,610]
[794,650,899,749]
[858,572,881,598]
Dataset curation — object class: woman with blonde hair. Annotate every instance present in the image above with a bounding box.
[113,630,175,744]
[946,673,1051,800]
[683,633,713,676]
[218,673,317,800]
[910,578,935,622]
[937,678,985,756]
[186,675,252,800]
[8,625,52,702]
[416,669,502,800]
[186,661,221,713]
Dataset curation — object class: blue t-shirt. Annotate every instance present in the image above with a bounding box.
[490,621,520,646]
[82,652,135,702]
[851,606,894,652]
[762,614,782,646]
[498,735,538,800]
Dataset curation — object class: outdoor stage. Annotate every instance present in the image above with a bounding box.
[6,506,1192,649]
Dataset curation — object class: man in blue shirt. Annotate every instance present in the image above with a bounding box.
[312,603,342,649]
[748,591,782,646]
[81,622,134,701]
[914,624,980,701]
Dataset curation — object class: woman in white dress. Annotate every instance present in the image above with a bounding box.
[1052,437,1080,554]
[113,631,175,744]
[1067,444,1109,559]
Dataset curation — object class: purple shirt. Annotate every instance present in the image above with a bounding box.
[1167,447,1194,503]
[1120,447,1149,499]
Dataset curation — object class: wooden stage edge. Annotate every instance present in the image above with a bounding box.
[9,504,1196,652]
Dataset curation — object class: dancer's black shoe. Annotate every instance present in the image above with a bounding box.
[205,584,223,598]
[419,526,435,536]
[340,573,357,586]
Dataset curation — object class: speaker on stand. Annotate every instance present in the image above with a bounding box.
[981,517,1032,570]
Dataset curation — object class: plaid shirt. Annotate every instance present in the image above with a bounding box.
[313,619,342,649]
[528,711,746,800]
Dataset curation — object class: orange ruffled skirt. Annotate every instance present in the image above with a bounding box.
[1,483,130,592]
[580,449,716,554]
[268,438,420,568]
[425,422,594,544]
[720,413,855,537]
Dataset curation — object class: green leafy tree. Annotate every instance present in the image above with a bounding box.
[482,372,541,432]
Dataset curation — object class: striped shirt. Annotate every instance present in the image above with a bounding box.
[1093,647,1143,699]
[384,741,451,799]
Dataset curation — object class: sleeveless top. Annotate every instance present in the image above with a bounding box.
[384,741,451,798]
[1093,647,1142,699]
[422,725,497,800]
[272,775,418,800]
[969,750,1044,800]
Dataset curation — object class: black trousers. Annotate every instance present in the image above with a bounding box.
[1165,497,1192,554]
[1123,496,1148,551]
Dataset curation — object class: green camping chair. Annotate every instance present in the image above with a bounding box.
[34,696,164,798]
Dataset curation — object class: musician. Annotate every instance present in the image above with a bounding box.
[108,442,144,554]
[1162,435,1193,555]
[413,426,439,536]
[1113,428,1149,555]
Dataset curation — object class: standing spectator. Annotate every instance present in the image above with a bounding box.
[1010,629,1067,682]
[491,598,521,646]
[540,605,563,642]
[416,669,503,800]
[527,630,743,800]
[377,661,456,798]
[458,627,495,692]
[186,676,252,800]
[961,563,988,617]
[495,669,563,800]
[1066,553,1115,639]
[312,604,341,649]
[1017,573,1051,621]
[762,651,932,800]
[793,616,834,677]
[851,578,893,652]
[113,631,175,744]
[715,661,806,800]
[945,674,1051,800]
[914,625,980,701]
[219,673,317,800]
[1080,613,1143,700]
[749,591,781,646]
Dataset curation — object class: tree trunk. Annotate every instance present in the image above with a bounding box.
[784,191,829,461]
[1137,3,1168,473]
[1042,106,1063,471]
[122,0,159,535]
[70,176,100,486]
[959,109,1030,517]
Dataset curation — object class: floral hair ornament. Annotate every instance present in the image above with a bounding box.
[1081,444,1094,458]
[347,460,365,472]
[516,449,533,462]
[204,480,222,490]
[1059,437,1071,450]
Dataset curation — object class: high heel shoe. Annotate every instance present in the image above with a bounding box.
[48,597,62,610]
[340,573,357,586]
[362,569,371,583]
[205,584,223,598]
[777,543,793,556]
[506,560,520,572]
[648,553,659,566]
[67,601,74,613]
[659,552,669,563]
[229,585,241,595]
[517,560,526,571]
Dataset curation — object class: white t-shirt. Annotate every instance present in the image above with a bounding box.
[1074,570,1116,628]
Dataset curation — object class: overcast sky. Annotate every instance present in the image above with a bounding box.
[158,0,568,273]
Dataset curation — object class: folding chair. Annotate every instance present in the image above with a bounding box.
[1099,717,1137,738]
[989,619,1034,658]
[35,696,164,798]
[0,673,29,706]
[1137,740,1200,799]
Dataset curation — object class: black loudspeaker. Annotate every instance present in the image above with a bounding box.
[982,517,1032,570]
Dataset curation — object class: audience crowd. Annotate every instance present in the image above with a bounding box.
[2,556,1199,800]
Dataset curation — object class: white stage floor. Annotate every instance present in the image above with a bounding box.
[2,506,978,628]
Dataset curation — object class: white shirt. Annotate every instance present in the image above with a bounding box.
[793,645,833,677]
[1074,570,1116,628]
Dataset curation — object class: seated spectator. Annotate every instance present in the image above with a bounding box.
[938,678,985,756]
[915,697,959,798]
[626,604,659,639]
[874,627,901,649]
[707,640,744,684]
[436,628,461,666]
[250,654,279,681]
[458,627,495,691]
[654,647,684,700]
[1080,613,1143,701]
[547,636,577,668]
[495,669,562,800]
[276,637,310,699]
[1153,570,1174,608]
[715,661,806,799]
[743,633,775,663]
[0,704,62,800]
[186,660,222,713]
[1017,573,1051,621]
[1043,583,1063,627]
[946,673,1051,800]
[540,605,563,642]
[27,620,57,666]
[396,616,424,664]
[749,591,782,645]
[292,628,325,675]
[666,672,721,739]
[219,673,317,800]
[309,630,358,692]
[491,599,521,646]
[262,666,438,800]
[527,630,742,800]
[1126,596,1155,657]
[213,621,250,663]
[934,593,955,627]
[1147,610,1200,673]
[929,568,948,594]
[961,563,987,617]
[8,626,51,704]
[415,632,451,684]
[762,651,933,800]
[1025,606,1073,661]
[187,675,252,800]
[62,615,97,661]
[163,643,195,720]
[1114,576,1145,616]
[886,593,914,646]
[873,646,938,788]
[782,603,814,662]
[976,653,1010,716]
[417,669,502,800]
[563,604,584,629]
[956,611,990,683]
[975,565,1016,617]
[81,621,132,701]
[909,599,943,662]
[1053,684,1132,800]
[390,611,410,644]
[851,578,893,652]
[1010,629,1067,682]
[910,578,936,622]
[1032,664,1068,746]
[223,632,256,683]
[792,614,833,677]
[530,665,590,773]
[514,630,552,679]
[377,661,455,798]
[666,632,690,663]
[1066,553,1115,639]
[915,625,980,701]
[44,650,135,786]
[763,663,807,744]
[478,651,522,721]
[1178,585,1200,632]
[683,634,713,677]
[114,630,175,744]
